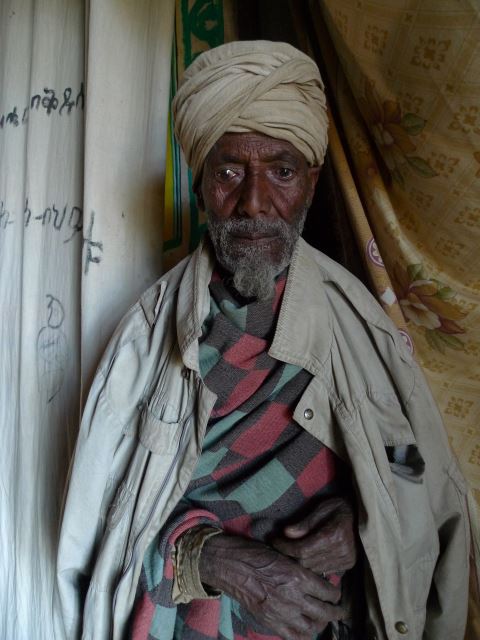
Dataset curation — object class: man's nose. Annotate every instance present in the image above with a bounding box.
[237,172,271,218]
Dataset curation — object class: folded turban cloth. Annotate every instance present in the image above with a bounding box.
[172,40,329,186]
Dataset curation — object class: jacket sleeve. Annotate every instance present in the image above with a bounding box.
[54,304,150,640]
[54,365,136,639]
[406,362,470,639]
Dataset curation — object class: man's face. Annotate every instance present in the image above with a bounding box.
[198,133,320,300]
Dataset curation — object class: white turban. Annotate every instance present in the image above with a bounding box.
[172,40,329,185]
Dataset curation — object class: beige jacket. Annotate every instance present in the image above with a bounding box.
[55,238,470,640]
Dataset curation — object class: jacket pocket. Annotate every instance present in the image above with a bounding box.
[368,391,417,448]
[146,343,192,428]
[385,444,425,484]
[355,392,419,517]
[139,406,183,455]
[140,346,194,454]
[106,480,134,530]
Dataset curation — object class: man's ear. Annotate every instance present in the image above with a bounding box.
[305,166,321,207]
[194,186,205,211]
[308,166,321,192]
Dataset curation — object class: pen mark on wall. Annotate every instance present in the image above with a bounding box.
[0,83,84,131]
[22,198,84,242]
[83,211,103,275]
[1,198,104,275]
[1,198,83,242]
[37,295,69,403]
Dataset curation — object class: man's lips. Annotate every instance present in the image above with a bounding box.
[230,232,279,241]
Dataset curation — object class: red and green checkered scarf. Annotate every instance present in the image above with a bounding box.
[131,268,348,640]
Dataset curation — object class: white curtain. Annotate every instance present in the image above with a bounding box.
[0,1,174,637]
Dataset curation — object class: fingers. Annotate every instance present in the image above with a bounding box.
[303,594,345,621]
[264,602,343,640]
[273,618,328,640]
[267,622,321,640]
[273,504,357,574]
[283,496,353,538]
[208,535,345,638]
[273,537,355,574]
[301,570,342,604]
[273,524,335,560]
[272,600,345,640]
[277,561,341,605]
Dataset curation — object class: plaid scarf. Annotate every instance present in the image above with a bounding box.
[131,269,347,640]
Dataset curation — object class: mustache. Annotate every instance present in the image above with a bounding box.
[217,218,286,233]
[210,216,290,236]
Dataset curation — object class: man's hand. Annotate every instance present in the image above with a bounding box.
[199,533,345,640]
[272,497,357,576]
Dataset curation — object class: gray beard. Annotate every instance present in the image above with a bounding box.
[207,207,308,301]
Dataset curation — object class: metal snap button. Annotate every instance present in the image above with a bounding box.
[395,621,408,634]
[304,408,314,420]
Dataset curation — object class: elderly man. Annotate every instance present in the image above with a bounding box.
[56,42,470,640]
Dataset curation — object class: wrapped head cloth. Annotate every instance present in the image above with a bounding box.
[172,40,329,186]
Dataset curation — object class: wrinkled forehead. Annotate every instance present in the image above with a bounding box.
[204,132,311,167]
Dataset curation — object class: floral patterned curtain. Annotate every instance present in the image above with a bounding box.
[306,0,479,635]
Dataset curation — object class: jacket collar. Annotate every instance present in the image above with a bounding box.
[269,237,332,375]
[177,236,333,375]
[176,236,214,372]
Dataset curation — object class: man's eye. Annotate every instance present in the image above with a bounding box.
[216,168,238,181]
[276,167,295,179]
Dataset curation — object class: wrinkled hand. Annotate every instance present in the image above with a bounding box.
[199,534,345,640]
[272,497,356,576]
